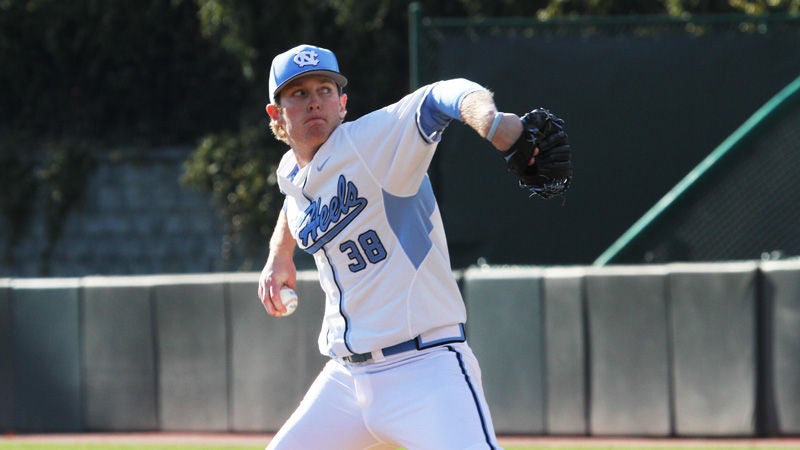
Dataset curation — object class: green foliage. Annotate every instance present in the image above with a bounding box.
[181,124,282,269]
[0,0,247,273]
[2,0,798,274]
[37,140,96,275]
[181,0,417,266]
[728,0,800,14]
[0,137,95,274]
[0,0,247,144]
[0,137,39,265]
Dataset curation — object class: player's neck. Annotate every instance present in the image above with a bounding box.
[291,146,320,168]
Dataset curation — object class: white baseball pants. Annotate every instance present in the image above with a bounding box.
[265,342,501,450]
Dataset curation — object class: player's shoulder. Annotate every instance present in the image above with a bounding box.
[347,87,431,130]
[276,149,297,175]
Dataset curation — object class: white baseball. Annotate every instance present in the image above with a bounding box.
[279,286,298,316]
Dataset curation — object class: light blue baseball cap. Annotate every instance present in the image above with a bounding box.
[268,44,348,103]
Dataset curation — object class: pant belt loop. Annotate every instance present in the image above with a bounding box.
[371,349,385,363]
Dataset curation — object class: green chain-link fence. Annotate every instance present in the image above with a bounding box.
[408,5,800,267]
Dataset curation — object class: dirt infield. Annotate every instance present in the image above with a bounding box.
[2,433,800,448]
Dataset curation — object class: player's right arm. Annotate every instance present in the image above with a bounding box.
[258,208,297,317]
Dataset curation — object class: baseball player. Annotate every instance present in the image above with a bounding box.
[258,44,571,450]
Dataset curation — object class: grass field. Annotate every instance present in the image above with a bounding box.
[2,442,800,450]
[0,446,796,450]
[1,434,799,450]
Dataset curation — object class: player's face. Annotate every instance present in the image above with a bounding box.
[273,75,347,161]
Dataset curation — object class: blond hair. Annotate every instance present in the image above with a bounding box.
[269,110,289,145]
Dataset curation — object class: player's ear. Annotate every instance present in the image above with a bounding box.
[339,94,347,120]
[266,104,280,121]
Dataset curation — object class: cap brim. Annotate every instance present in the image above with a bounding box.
[273,70,348,100]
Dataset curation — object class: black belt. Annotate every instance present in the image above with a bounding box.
[342,324,466,364]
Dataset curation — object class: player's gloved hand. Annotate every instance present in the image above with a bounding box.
[501,108,572,199]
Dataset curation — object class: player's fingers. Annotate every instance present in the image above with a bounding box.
[539,130,568,150]
[259,288,275,316]
[529,147,540,166]
[263,299,282,316]
[260,283,276,315]
[264,284,288,317]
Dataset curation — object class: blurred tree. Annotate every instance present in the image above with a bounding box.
[182,0,799,269]
[0,136,38,267]
[181,125,279,270]
[0,0,247,144]
[1,0,796,273]
[0,0,248,273]
[183,0,416,269]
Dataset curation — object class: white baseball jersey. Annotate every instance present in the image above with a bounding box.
[276,80,481,358]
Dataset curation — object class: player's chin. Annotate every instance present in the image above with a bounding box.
[305,122,336,140]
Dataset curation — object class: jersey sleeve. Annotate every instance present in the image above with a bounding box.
[343,79,485,195]
[417,78,485,143]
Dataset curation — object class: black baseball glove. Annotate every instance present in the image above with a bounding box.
[501,108,572,199]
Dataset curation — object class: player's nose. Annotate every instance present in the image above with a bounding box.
[307,93,322,110]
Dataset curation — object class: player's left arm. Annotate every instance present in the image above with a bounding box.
[419,79,525,152]
[419,79,572,199]
[462,90,573,199]
[459,89,525,153]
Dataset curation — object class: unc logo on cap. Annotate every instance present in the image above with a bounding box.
[293,50,320,68]
[269,44,348,103]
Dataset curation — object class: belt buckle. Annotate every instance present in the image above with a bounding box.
[345,352,372,364]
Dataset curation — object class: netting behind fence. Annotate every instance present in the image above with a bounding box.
[597,76,800,264]
[411,12,800,266]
